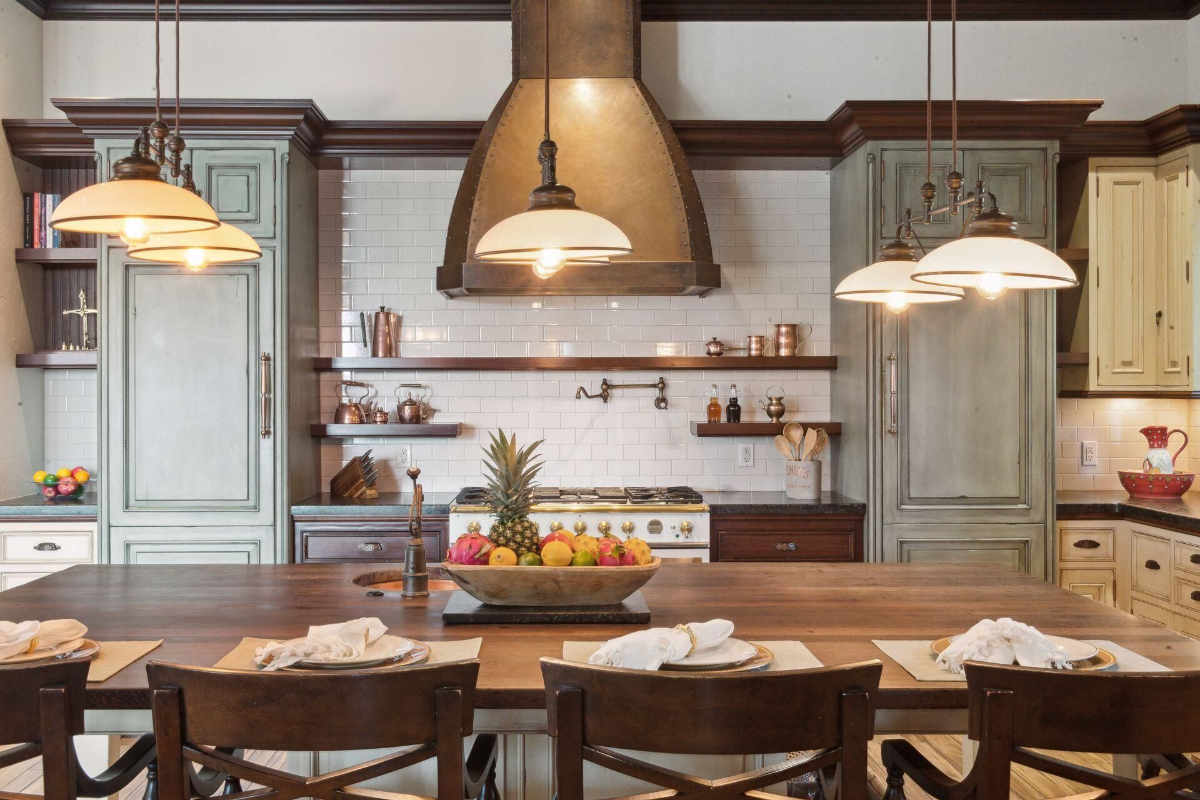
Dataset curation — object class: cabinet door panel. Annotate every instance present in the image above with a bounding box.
[1094,166,1156,387]
[112,526,272,564]
[1059,567,1115,606]
[1157,157,1190,386]
[965,149,1047,239]
[189,148,275,238]
[884,523,1045,576]
[880,147,965,240]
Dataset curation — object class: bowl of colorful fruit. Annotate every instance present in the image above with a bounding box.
[33,467,91,501]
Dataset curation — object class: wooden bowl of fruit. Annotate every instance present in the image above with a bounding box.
[442,529,661,607]
[33,467,91,502]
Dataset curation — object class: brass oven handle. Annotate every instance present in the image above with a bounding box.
[359,542,385,552]
[887,351,898,437]
[1145,559,1161,570]
[260,353,272,439]
[775,541,797,551]
[34,542,61,552]
[1073,539,1101,549]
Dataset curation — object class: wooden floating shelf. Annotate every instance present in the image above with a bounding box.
[315,356,837,372]
[1056,352,1089,366]
[690,421,842,437]
[15,248,98,266]
[311,422,462,438]
[16,351,96,369]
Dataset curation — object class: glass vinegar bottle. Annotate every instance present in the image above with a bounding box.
[706,383,722,423]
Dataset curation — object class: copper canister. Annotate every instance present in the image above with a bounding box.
[746,335,765,356]
[774,324,798,357]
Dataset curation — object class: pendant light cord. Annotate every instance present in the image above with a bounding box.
[925,0,931,183]
[154,0,161,122]
[950,0,958,171]
[174,0,181,136]
[543,0,550,142]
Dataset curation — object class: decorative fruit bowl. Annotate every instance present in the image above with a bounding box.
[32,467,91,502]
[1118,469,1195,499]
[442,558,662,607]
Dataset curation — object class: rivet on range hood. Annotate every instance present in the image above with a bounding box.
[438,0,720,298]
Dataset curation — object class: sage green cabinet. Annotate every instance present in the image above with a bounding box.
[97,139,320,565]
[831,140,1056,576]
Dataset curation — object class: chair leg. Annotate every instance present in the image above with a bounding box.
[142,762,158,800]
[882,763,906,800]
[220,776,243,795]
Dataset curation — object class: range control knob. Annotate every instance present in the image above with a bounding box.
[549,521,563,532]
[621,521,635,534]
[573,520,588,535]
[597,521,611,536]
[680,521,694,539]
[467,521,481,534]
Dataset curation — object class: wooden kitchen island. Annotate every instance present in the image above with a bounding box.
[3,562,1198,799]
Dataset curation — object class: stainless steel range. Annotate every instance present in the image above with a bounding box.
[449,486,711,561]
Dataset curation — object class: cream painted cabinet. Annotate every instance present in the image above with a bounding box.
[1084,152,1195,390]
[1056,521,1124,609]
[0,522,98,590]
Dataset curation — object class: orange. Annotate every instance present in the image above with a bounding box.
[72,468,90,484]
[540,540,573,567]
[32,471,47,483]
[488,546,517,566]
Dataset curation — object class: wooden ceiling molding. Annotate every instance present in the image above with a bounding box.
[1,120,96,167]
[13,0,1200,21]
[1060,105,1200,160]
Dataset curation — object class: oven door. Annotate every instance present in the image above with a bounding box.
[649,544,710,563]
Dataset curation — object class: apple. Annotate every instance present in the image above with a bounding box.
[41,485,58,500]
[539,531,574,550]
[57,478,78,496]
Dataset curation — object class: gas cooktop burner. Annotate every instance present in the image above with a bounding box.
[453,486,704,506]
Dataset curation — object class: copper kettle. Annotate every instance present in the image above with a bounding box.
[333,380,371,424]
[395,385,434,424]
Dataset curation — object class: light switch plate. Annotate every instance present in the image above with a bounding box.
[1081,441,1098,467]
[738,443,754,468]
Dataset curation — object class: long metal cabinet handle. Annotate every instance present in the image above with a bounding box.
[260,353,272,439]
[887,351,898,437]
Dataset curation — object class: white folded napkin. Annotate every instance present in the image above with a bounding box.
[588,619,735,670]
[254,617,388,671]
[936,617,1070,674]
[0,619,88,661]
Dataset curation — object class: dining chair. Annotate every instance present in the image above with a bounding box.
[540,657,883,800]
[147,660,498,800]
[0,659,156,800]
[880,662,1200,800]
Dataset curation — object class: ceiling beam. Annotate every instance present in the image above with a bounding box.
[19,0,1200,21]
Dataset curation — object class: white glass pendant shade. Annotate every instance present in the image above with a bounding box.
[51,178,220,241]
[127,223,262,270]
[475,207,633,265]
[834,240,963,313]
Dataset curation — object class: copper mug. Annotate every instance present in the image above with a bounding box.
[746,335,765,357]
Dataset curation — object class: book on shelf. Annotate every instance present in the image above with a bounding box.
[23,192,62,249]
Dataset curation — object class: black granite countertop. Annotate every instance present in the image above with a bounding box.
[292,490,865,518]
[0,492,98,519]
[1058,490,1200,534]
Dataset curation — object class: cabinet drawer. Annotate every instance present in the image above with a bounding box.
[1131,530,1172,599]
[716,530,857,562]
[1,572,51,590]
[1175,537,1200,576]
[1175,612,1200,640]
[1131,595,1174,627]
[301,530,446,563]
[1,531,92,564]
[1174,574,1200,615]
[1058,528,1115,562]
[1058,567,1114,606]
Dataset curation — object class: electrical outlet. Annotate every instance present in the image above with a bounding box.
[1081,441,1098,467]
[396,445,412,469]
[737,443,754,468]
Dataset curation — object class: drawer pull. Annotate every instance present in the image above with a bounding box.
[1192,591,1200,602]
[358,542,385,553]
[1192,554,1200,565]
[775,542,796,551]
[1073,539,1101,549]
[1145,559,1162,570]
[33,542,61,552]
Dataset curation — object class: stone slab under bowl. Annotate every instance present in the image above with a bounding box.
[442,590,651,624]
[441,558,661,606]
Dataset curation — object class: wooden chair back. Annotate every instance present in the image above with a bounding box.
[541,657,882,800]
[965,662,1200,800]
[0,660,89,800]
[148,659,480,800]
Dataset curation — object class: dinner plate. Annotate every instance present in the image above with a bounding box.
[664,638,760,670]
[937,634,1098,663]
[284,636,428,670]
[665,643,774,674]
[0,638,101,666]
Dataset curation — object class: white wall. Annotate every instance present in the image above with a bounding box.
[1189,16,1200,103]
[41,19,1193,121]
[0,0,44,499]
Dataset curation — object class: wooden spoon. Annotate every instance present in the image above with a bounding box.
[783,422,805,451]
[774,435,795,461]
[801,427,818,461]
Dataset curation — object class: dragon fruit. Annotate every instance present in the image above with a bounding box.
[447,532,495,565]
[597,537,625,567]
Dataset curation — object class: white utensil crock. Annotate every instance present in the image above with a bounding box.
[785,460,821,500]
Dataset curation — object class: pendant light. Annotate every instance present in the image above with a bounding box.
[50,0,219,246]
[834,235,963,313]
[908,0,1077,299]
[473,0,631,279]
[127,1,261,271]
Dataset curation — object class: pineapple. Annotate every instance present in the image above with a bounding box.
[483,430,545,556]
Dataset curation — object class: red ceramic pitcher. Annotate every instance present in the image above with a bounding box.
[1140,425,1188,473]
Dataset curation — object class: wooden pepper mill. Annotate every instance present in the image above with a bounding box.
[402,466,430,597]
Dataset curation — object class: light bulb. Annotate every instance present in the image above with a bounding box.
[884,292,911,314]
[536,248,565,270]
[976,273,1008,300]
[532,261,559,279]
[184,248,209,272]
[119,218,150,246]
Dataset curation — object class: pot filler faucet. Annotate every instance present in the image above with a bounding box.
[575,377,668,410]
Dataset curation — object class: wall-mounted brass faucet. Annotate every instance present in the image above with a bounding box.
[575,377,668,410]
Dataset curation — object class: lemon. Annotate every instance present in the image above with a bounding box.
[488,546,517,566]
[32,471,47,483]
[55,468,72,479]
[540,540,573,566]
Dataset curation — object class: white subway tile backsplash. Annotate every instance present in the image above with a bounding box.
[42,370,99,476]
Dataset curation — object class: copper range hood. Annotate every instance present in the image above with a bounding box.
[438,0,719,298]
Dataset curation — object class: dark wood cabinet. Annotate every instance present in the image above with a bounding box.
[711,515,863,562]
[293,517,448,564]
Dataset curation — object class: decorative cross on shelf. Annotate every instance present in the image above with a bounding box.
[62,288,98,351]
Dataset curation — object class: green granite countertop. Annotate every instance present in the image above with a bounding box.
[0,492,98,519]
[291,492,459,517]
